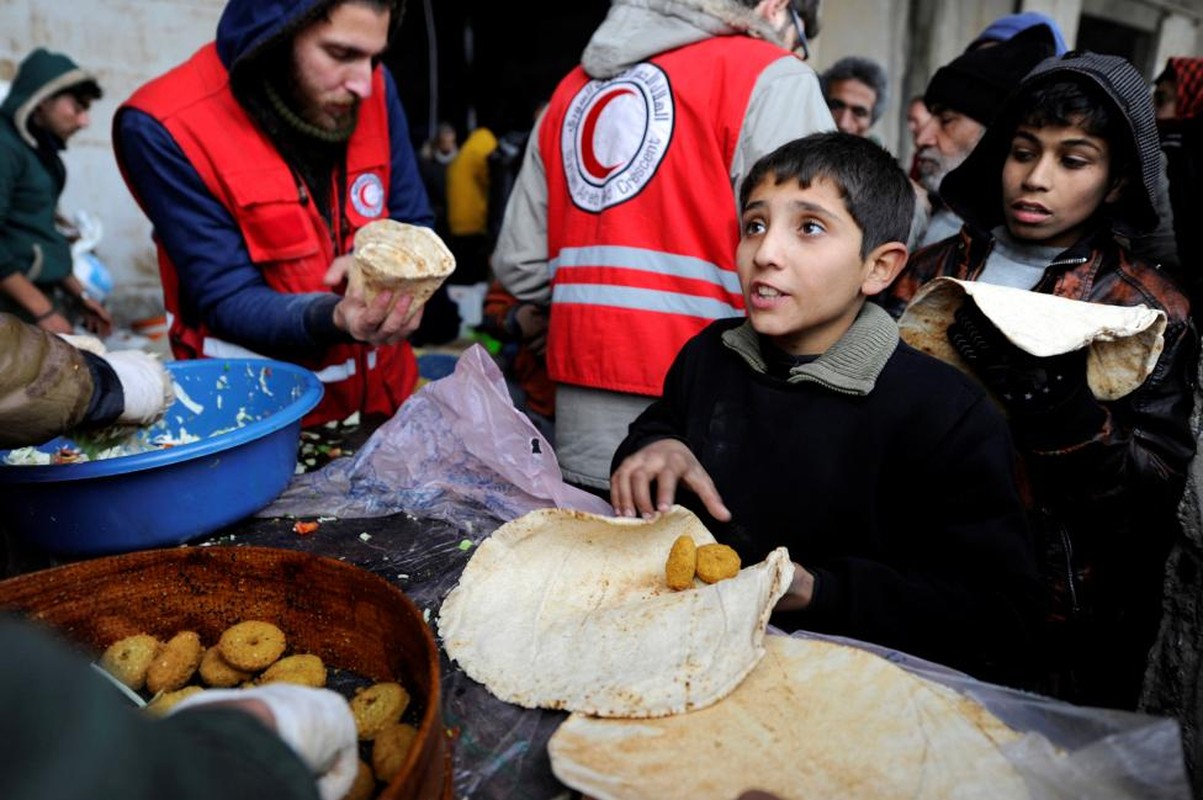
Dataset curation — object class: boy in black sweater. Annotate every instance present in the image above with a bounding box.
[611,133,1041,685]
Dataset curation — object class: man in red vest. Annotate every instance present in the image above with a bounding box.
[492,0,834,493]
[113,0,432,427]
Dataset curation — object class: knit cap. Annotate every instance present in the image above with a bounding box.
[924,24,1058,126]
[969,12,1069,55]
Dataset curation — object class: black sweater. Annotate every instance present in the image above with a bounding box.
[613,307,1041,685]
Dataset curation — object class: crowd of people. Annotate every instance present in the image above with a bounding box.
[3,0,1203,795]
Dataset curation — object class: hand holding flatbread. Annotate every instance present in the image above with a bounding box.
[347,219,455,322]
[898,277,1166,401]
[438,506,791,718]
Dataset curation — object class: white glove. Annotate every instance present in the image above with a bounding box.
[170,684,359,800]
[102,350,174,426]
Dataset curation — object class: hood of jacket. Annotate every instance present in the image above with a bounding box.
[941,50,1162,239]
[0,48,100,148]
[581,0,790,80]
[215,0,403,77]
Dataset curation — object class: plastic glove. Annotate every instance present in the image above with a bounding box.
[947,299,1090,415]
[102,350,174,426]
[170,684,359,800]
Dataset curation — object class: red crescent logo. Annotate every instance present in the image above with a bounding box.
[580,87,634,181]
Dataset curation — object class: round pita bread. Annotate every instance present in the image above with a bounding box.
[437,506,793,718]
[898,277,1166,401]
[548,635,1028,800]
[349,219,455,317]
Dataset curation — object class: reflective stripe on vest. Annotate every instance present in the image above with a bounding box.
[551,244,742,317]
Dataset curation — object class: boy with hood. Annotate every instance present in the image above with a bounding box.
[883,52,1198,709]
[611,133,1040,686]
[113,0,433,427]
[0,49,110,337]
[492,0,834,494]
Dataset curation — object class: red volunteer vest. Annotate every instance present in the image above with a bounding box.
[119,44,417,426]
[541,37,785,396]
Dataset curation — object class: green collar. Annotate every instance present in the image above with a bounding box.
[721,302,900,395]
[264,81,356,144]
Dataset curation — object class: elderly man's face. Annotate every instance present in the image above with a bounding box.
[826,79,876,136]
[912,107,986,195]
[291,1,390,132]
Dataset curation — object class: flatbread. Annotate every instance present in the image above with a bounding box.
[548,635,1029,800]
[437,506,793,718]
[898,277,1166,400]
[349,219,455,318]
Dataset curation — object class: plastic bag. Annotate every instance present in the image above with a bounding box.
[67,210,114,301]
[787,629,1190,799]
[260,345,611,532]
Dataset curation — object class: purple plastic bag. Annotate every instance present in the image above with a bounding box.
[259,345,612,532]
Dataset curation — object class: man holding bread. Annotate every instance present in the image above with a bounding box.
[113,0,436,426]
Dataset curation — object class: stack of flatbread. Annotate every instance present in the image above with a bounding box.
[438,506,793,718]
[349,219,455,319]
[897,277,1167,401]
[438,505,1037,798]
[548,635,1030,800]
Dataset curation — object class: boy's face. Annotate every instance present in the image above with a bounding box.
[1001,121,1122,249]
[736,175,903,356]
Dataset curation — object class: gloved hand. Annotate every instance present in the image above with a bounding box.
[169,684,359,800]
[947,299,1107,447]
[102,350,174,426]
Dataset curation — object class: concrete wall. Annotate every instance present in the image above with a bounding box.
[0,0,223,316]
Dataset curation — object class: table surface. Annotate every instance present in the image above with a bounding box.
[0,419,576,800]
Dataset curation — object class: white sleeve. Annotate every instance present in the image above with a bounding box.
[492,110,552,305]
[731,57,836,211]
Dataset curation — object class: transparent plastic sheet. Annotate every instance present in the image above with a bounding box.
[258,344,611,532]
[785,628,1190,799]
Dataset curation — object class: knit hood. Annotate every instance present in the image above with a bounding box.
[940,51,1162,238]
[215,0,404,77]
[581,0,791,80]
[0,48,100,148]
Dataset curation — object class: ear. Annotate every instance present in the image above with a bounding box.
[860,242,909,296]
[755,0,791,23]
[1104,175,1127,205]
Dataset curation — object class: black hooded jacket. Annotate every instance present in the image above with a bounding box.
[882,51,1198,709]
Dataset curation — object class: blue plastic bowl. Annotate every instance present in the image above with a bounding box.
[0,358,323,556]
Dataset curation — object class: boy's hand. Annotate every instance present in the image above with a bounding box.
[610,438,731,522]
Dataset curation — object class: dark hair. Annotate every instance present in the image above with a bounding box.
[1009,77,1132,190]
[56,82,102,105]
[820,56,889,123]
[739,132,915,258]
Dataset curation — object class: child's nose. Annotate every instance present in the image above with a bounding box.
[752,229,788,269]
[1023,156,1054,189]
